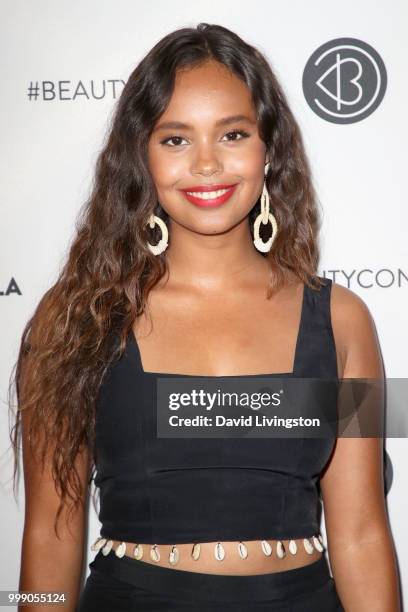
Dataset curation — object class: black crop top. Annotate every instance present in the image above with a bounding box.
[93,276,339,544]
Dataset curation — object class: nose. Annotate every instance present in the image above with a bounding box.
[191,144,222,177]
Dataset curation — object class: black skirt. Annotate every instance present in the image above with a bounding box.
[77,551,344,611]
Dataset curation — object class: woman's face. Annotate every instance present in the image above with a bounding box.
[147,60,267,235]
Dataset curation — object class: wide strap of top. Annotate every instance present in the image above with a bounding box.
[293,276,338,379]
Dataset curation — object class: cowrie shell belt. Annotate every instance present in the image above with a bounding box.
[91,533,324,565]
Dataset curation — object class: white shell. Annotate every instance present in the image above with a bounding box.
[238,542,248,559]
[169,546,179,565]
[215,542,225,561]
[115,542,126,558]
[276,540,286,559]
[91,537,107,551]
[150,544,160,562]
[191,543,201,560]
[261,540,272,556]
[303,538,314,554]
[101,539,113,556]
[288,539,297,555]
[312,536,324,552]
[133,544,143,560]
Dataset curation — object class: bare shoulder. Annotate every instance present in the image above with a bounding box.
[329,280,383,378]
[330,280,373,328]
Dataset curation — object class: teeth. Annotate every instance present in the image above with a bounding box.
[186,188,230,199]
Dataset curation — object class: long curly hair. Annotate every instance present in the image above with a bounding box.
[8,22,325,538]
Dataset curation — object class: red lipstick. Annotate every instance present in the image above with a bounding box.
[179,183,238,208]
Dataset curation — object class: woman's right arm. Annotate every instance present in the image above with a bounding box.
[18,349,92,612]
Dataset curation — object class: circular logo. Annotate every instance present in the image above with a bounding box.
[302,37,387,124]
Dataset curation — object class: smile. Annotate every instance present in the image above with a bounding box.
[180,184,238,208]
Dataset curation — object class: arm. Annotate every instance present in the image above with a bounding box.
[18,350,92,611]
[320,282,401,611]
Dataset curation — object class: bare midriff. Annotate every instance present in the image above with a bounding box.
[106,538,323,575]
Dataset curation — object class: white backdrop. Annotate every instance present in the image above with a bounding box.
[1,0,407,607]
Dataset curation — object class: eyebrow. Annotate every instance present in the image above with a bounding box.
[153,114,256,132]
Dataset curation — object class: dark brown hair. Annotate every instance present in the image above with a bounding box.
[8,22,324,537]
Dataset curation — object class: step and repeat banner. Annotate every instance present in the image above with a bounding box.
[1,0,406,606]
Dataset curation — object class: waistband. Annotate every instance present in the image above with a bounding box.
[89,551,332,603]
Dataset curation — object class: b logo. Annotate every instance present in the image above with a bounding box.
[303,37,387,124]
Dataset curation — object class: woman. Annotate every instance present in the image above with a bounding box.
[12,23,400,611]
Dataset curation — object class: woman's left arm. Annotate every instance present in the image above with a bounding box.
[320,282,401,612]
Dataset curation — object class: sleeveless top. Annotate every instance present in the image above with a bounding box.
[93,275,339,544]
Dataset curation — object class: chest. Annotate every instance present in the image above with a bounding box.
[132,283,305,376]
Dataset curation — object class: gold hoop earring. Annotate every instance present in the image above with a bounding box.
[253,162,278,253]
[146,212,168,255]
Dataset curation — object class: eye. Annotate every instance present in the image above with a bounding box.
[221,129,251,142]
[160,135,188,147]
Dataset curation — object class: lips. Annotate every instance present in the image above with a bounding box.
[181,183,237,192]
[179,183,238,208]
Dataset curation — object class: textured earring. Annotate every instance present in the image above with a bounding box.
[253,162,278,253]
[146,212,168,255]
